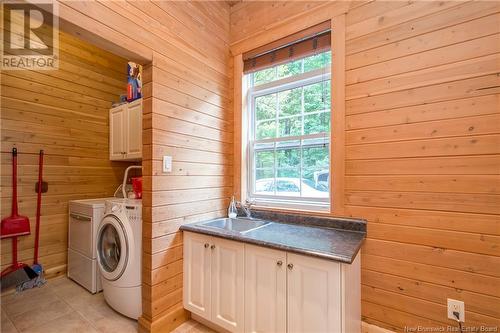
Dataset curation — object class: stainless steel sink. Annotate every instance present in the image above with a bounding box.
[202,218,269,233]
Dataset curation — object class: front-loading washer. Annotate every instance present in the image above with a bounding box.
[97,198,142,319]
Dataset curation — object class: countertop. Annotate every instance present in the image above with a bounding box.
[180,213,366,264]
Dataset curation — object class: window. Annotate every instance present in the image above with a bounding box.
[247,51,331,209]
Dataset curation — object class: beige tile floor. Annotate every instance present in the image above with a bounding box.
[1,276,214,333]
[1,276,137,333]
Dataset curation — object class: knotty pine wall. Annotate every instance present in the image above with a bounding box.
[0,30,128,279]
[230,1,500,332]
[48,2,233,332]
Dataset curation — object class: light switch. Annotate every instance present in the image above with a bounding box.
[163,156,172,173]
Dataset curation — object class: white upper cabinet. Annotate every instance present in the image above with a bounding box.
[109,105,126,160]
[109,99,142,161]
[287,253,341,333]
[244,245,286,333]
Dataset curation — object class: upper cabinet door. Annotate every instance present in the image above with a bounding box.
[125,99,142,160]
[244,244,286,333]
[183,232,212,320]
[211,237,245,333]
[109,105,125,160]
[287,253,342,333]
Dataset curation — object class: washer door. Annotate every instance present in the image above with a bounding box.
[97,215,128,281]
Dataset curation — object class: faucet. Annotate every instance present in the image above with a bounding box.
[236,199,253,218]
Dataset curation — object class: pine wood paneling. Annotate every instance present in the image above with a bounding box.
[52,2,232,331]
[230,1,500,332]
[1,2,232,331]
[0,30,127,278]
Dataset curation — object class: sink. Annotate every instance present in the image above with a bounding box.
[202,218,269,233]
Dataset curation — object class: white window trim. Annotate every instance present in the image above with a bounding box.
[246,66,332,211]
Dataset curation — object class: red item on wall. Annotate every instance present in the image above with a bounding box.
[132,177,142,199]
[1,148,30,239]
[127,83,133,101]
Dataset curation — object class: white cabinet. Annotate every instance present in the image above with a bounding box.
[245,245,286,333]
[183,232,245,333]
[287,253,341,333]
[183,232,212,319]
[109,99,142,161]
[183,231,361,333]
[109,105,126,160]
[211,238,245,332]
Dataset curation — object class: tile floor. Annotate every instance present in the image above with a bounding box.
[1,276,213,333]
[1,276,137,333]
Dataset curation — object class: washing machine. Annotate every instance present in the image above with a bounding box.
[97,198,142,319]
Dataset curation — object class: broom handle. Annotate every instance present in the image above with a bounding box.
[12,237,18,266]
[34,150,44,265]
[12,148,18,216]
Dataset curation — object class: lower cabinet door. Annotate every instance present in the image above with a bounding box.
[211,237,245,332]
[183,232,212,320]
[244,245,286,333]
[287,253,342,333]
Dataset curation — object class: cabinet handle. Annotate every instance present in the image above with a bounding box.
[210,244,215,249]
[287,263,293,270]
[204,243,209,248]
[277,260,283,267]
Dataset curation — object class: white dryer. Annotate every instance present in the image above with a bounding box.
[97,198,142,319]
[68,197,115,293]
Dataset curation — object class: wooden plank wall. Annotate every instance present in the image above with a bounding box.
[0,30,128,278]
[230,1,500,332]
[49,2,233,332]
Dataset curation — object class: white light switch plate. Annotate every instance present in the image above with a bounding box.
[163,156,172,173]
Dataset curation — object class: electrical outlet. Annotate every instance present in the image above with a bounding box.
[163,156,172,173]
[447,298,465,322]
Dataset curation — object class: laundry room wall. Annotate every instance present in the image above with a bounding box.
[48,2,233,333]
[230,1,500,332]
[1,29,129,279]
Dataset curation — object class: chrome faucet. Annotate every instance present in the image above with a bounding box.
[236,199,253,218]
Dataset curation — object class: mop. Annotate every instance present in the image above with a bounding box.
[17,150,47,292]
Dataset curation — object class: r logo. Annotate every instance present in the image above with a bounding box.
[3,3,54,55]
[1,1,59,70]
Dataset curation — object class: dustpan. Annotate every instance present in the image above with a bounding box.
[1,148,30,238]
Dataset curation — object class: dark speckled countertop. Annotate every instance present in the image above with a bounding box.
[180,210,366,264]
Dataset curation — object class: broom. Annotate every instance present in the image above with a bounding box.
[17,150,47,292]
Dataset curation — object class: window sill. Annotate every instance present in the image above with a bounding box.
[250,197,330,213]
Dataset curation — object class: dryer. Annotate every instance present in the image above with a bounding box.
[68,197,115,293]
[97,198,142,319]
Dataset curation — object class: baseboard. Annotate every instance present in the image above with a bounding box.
[191,314,232,333]
[44,264,67,279]
[139,305,190,333]
[362,321,396,333]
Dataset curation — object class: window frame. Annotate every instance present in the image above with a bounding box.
[246,64,332,211]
